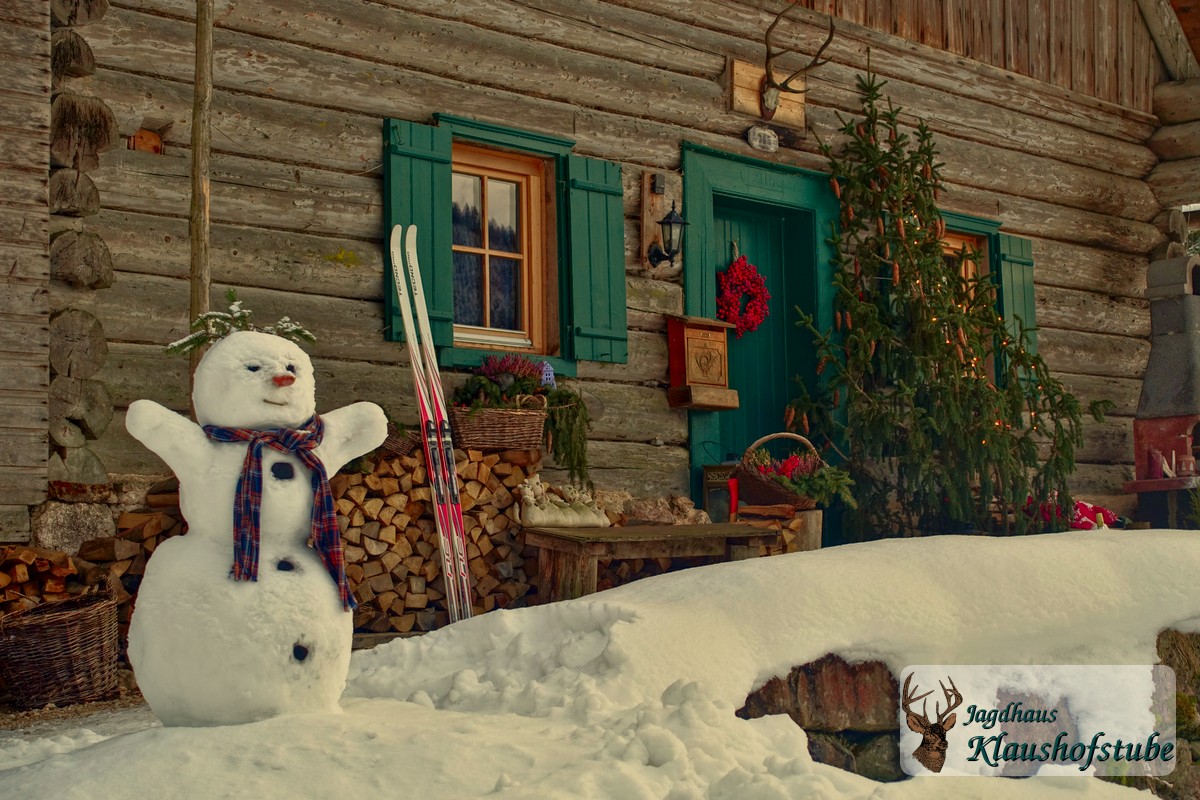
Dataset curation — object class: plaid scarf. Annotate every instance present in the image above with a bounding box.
[202,415,354,611]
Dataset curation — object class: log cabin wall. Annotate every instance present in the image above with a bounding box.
[0,1,52,542]
[51,0,1167,514]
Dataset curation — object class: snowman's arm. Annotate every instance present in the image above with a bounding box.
[316,402,388,475]
[126,399,214,476]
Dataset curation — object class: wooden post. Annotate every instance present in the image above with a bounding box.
[188,0,214,391]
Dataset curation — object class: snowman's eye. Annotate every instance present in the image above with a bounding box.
[286,364,297,374]
[246,364,262,373]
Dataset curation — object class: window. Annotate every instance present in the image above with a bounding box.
[941,230,986,286]
[451,144,548,352]
[940,211,1037,359]
[382,115,627,373]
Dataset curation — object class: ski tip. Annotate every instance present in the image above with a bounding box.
[389,224,405,252]
[404,224,418,253]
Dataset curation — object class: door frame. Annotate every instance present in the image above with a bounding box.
[680,142,839,498]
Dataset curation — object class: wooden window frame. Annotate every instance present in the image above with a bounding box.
[451,143,549,354]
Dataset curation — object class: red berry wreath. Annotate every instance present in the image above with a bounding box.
[717,255,771,338]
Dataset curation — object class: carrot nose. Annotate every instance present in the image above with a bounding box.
[272,374,295,387]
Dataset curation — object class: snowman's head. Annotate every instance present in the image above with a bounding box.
[192,331,317,430]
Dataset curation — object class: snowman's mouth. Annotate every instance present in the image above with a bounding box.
[263,399,289,406]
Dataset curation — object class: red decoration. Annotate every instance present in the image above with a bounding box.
[717,256,771,338]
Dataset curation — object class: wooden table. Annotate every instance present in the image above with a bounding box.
[524,523,779,602]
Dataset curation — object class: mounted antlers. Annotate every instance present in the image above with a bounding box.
[901,673,962,773]
[760,4,836,120]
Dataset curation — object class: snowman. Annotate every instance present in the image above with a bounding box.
[126,322,386,726]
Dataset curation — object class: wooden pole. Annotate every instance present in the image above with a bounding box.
[188,0,214,392]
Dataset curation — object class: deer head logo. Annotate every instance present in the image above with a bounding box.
[902,673,963,773]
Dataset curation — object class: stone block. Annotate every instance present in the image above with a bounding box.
[853,733,903,782]
[1147,256,1200,297]
[789,655,899,732]
[31,500,116,554]
[1151,296,1200,334]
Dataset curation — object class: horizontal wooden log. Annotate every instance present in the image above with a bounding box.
[1038,328,1149,380]
[627,276,683,332]
[1148,157,1200,210]
[0,51,52,99]
[1153,78,1200,125]
[1054,373,1142,418]
[576,330,667,385]
[86,209,382,299]
[0,243,49,283]
[1149,120,1200,162]
[0,316,50,358]
[0,277,49,317]
[0,467,47,509]
[90,147,380,240]
[572,380,687,446]
[0,395,48,429]
[1030,237,1147,299]
[542,439,689,497]
[1034,284,1148,338]
[0,430,48,468]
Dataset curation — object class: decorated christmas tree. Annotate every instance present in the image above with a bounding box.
[791,72,1106,538]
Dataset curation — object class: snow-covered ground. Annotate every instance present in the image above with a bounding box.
[2,528,1196,799]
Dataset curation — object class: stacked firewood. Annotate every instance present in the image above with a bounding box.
[333,448,540,634]
[0,545,111,615]
[74,487,186,639]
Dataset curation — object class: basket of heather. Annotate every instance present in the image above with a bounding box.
[450,355,591,484]
[733,432,856,510]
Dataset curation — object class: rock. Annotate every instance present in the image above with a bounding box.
[789,655,899,732]
[668,495,710,525]
[853,733,903,782]
[806,732,855,772]
[622,496,675,524]
[737,675,792,720]
[31,501,116,554]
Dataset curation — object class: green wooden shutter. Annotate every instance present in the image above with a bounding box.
[995,233,1037,356]
[382,119,453,345]
[564,155,626,363]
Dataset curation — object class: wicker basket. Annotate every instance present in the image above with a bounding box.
[379,422,419,458]
[0,586,119,709]
[450,395,547,451]
[732,432,822,510]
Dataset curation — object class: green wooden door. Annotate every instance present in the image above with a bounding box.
[712,197,808,462]
[681,143,839,499]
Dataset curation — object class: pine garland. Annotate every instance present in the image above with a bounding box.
[165,289,316,355]
[791,72,1107,538]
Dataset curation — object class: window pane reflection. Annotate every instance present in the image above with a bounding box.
[452,173,482,248]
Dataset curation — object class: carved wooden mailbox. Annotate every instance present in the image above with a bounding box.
[666,314,740,410]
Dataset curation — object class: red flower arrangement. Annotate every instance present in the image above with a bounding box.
[757,451,823,481]
[717,255,771,338]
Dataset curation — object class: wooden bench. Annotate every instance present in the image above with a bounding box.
[523,523,779,602]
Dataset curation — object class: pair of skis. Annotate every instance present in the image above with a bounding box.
[388,225,473,623]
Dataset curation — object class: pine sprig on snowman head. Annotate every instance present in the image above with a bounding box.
[165,290,317,355]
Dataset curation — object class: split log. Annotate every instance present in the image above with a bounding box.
[50,375,113,439]
[49,168,100,216]
[47,447,108,485]
[51,30,96,87]
[49,308,107,379]
[77,536,140,562]
[51,0,110,28]
[50,230,114,289]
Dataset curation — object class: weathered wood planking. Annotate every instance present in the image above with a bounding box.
[0,2,49,515]
[799,0,1153,111]
[1039,329,1149,380]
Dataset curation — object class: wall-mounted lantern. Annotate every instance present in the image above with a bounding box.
[647,202,687,268]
